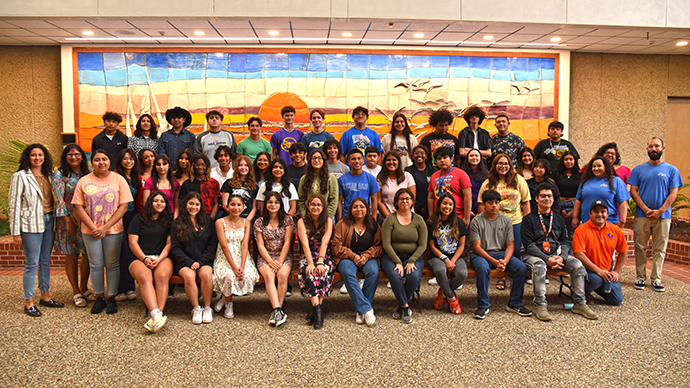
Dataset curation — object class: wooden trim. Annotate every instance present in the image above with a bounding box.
[72,49,81,144]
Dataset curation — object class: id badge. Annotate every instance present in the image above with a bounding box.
[542,241,551,252]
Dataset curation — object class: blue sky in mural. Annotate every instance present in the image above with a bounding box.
[78,52,556,87]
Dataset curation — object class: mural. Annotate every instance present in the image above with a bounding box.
[75,49,559,151]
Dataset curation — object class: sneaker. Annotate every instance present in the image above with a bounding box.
[224,301,235,319]
[114,293,127,301]
[214,298,226,313]
[202,306,213,323]
[105,297,118,314]
[532,305,553,321]
[473,307,489,320]
[546,278,550,284]
[634,279,646,290]
[340,284,349,294]
[91,297,106,314]
[428,277,438,286]
[652,281,665,292]
[268,308,278,325]
[526,278,533,285]
[359,279,364,288]
[401,307,413,323]
[363,309,376,327]
[386,281,391,289]
[456,284,463,290]
[571,304,598,320]
[285,284,292,297]
[392,306,403,320]
[275,308,288,327]
[505,304,532,317]
[355,313,364,324]
[191,306,202,324]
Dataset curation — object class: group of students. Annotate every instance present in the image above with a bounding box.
[10,103,682,331]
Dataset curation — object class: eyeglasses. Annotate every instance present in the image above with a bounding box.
[66,153,81,158]
[309,203,324,208]
[311,156,323,161]
[398,197,413,202]
[538,194,553,199]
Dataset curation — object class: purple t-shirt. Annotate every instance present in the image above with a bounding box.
[270,128,304,164]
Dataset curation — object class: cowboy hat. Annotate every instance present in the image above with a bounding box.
[165,107,192,128]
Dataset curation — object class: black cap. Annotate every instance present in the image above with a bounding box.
[589,200,607,212]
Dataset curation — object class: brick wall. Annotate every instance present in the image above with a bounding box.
[622,229,690,266]
[0,244,67,268]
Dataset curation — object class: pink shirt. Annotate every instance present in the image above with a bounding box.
[379,172,416,214]
[143,177,180,211]
[72,172,133,235]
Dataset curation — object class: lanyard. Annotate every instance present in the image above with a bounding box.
[538,211,553,237]
[436,167,454,198]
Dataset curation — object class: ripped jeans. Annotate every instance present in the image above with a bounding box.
[523,255,586,306]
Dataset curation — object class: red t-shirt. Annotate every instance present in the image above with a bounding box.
[572,220,627,270]
[428,167,472,218]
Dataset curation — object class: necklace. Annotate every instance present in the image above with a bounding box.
[549,139,562,149]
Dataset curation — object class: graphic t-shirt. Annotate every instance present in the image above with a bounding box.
[221,180,258,218]
[328,161,350,179]
[301,131,335,153]
[419,132,460,166]
[428,167,472,218]
[340,127,382,155]
[533,139,579,171]
[428,218,469,256]
[628,161,684,219]
[72,172,133,235]
[491,133,525,167]
[478,175,531,225]
[338,171,380,217]
[178,178,221,216]
[382,134,419,168]
[270,128,304,164]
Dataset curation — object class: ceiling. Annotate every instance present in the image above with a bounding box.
[1,17,689,54]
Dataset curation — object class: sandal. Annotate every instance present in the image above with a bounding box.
[448,292,462,315]
[73,293,87,308]
[496,279,506,290]
[433,288,447,310]
[126,291,137,300]
[82,290,97,301]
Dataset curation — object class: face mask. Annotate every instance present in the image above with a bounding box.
[648,150,663,161]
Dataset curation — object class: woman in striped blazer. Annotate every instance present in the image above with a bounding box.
[9,143,64,317]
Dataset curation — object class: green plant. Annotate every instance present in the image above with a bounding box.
[672,183,690,218]
[0,140,29,235]
[627,198,636,219]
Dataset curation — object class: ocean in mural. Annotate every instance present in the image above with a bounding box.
[76,50,558,151]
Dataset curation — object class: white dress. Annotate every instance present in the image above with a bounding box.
[213,218,259,296]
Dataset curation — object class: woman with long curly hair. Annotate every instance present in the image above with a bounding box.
[571,156,629,229]
[297,149,338,218]
[127,114,159,155]
[176,154,220,218]
[382,113,418,168]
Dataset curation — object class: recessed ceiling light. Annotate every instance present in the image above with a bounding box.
[114,30,136,36]
[550,37,562,42]
[677,41,688,46]
[483,35,494,40]
[194,31,205,36]
[268,30,279,36]
[341,32,352,37]
[413,33,425,38]
[82,30,94,36]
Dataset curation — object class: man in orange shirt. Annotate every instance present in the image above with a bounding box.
[573,200,628,306]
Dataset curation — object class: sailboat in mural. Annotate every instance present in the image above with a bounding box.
[124,67,167,137]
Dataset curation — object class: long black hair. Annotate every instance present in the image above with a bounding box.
[151,154,174,189]
[261,191,288,228]
[58,144,90,177]
[461,148,488,183]
[115,148,141,190]
[429,193,464,242]
[173,148,194,179]
[343,197,376,232]
[253,151,271,181]
[18,143,53,177]
[389,113,413,156]
[580,156,616,194]
[378,150,405,185]
[554,150,581,179]
[301,149,330,198]
[262,158,292,198]
[140,190,172,230]
[133,114,159,139]
[174,192,211,242]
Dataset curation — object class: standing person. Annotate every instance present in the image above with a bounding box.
[362,147,382,177]
[572,156,629,230]
[171,192,218,324]
[331,198,383,327]
[419,108,460,166]
[323,138,350,179]
[195,110,237,168]
[172,148,193,188]
[297,149,338,219]
[573,201,628,306]
[297,194,335,329]
[338,149,380,219]
[405,144,437,221]
[595,142,631,184]
[210,145,234,192]
[460,148,489,217]
[253,151,271,186]
[427,147,472,226]
[521,183,596,321]
[9,144,63,316]
[91,112,128,169]
[340,106,382,158]
[526,158,562,216]
[128,191,173,332]
[127,113,159,155]
[516,147,535,180]
[551,151,581,230]
[113,149,142,302]
[256,158,299,217]
[381,188,427,323]
[629,137,683,292]
[287,142,308,190]
[382,113,418,169]
[301,109,335,154]
[143,154,179,212]
[458,106,492,163]
[376,150,416,220]
[73,149,133,315]
[533,121,579,171]
[176,154,220,219]
[270,105,304,164]
[237,117,272,162]
[159,107,195,171]
[491,114,525,167]
[138,148,155,189]
[470,190,531,320]
[213,195,259,319]
[52,144,93,307]
[428,194,469,315]
[221,155,259,221]
[255,192,295,327]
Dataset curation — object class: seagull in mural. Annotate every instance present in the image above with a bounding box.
[410,121,429,130]
[412,83,443,92]
[410,97,452,106]
[481,99,511,106]
[511,81,540,95]
[394,79,423,92]
[375,106,406,122]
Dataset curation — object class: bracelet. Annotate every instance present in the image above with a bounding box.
[440,255,448,263]
[316,262,325,267]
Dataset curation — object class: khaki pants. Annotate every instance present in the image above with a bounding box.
[633,217,671,282]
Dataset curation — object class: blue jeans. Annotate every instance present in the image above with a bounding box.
[470,251,527,309]
[380,253,424,307]
[118,210,136,294]
[21,213,55,299]
[585,269,623,306]
[83,233,123,296]
[337,258,379,315]
[512,223,522,253]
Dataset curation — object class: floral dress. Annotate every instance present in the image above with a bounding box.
[51,169,86,254]
[254,215,294,268]
[298,229,334,297]
[213,218,259,296]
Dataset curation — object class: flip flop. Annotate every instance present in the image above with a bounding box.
[73,293,87,308]
[496,279,506,290]
[82,290,97,301]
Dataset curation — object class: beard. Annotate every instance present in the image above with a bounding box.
[648,150,663,161]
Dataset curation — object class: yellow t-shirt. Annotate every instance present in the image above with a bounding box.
[478,175,531,225]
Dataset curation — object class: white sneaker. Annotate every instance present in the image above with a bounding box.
[546,278,550,284]
[214,298,225,313]
[359,279,364,288]
[456,284,463,290]
[202,306,213,323]
[355,313,364,324]
[224,301,234,319]
[428,277,438,286]
[386,281,391,288]
[340,284,349,294]
[191,306,202,325]
[526,279,533,285]
[363,309,376,327]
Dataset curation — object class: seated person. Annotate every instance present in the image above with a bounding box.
[572,200,628,306]
[469,190,531,320]
[521,183,596,321]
